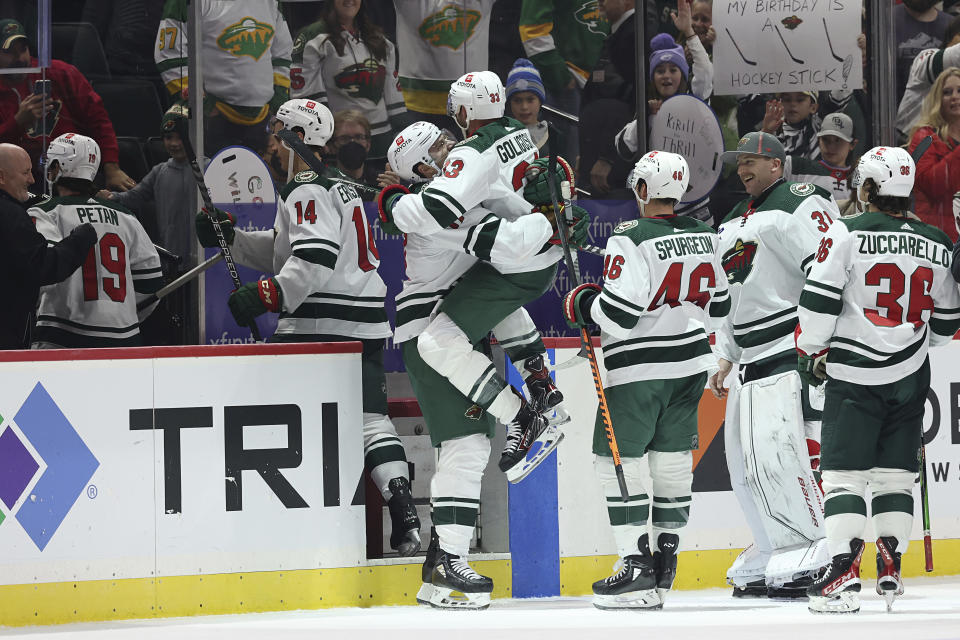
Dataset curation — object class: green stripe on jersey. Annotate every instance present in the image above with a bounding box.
[464,220,497,261]
[830,331,926,368]
[598,297,639,331]
[293,247,338,269]
[734,319,797,348]
[422,190,463,228]
[282,302,388,324]
[33,326,142,348]
[710,296,731,318]
[799,289,842,316]
[734,307,796,330]
[604,336,711,371]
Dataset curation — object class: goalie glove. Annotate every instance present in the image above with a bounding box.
[196,207,236,247]
[523,156,575,206]
[797,349,828,387]
[376,183,409,235]
[562,283,601,328]
[228,277,282,326]
[537,203,591,248]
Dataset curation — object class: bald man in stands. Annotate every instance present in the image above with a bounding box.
[0,143,97,348]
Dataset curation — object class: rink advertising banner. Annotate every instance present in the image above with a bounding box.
[713,0,863,95]
[648,96,724,205]
[0,344,365,585]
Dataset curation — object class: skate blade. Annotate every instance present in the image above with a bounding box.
[884,591,896,613]
[505,429,565,483]
[593,589,662,610]
[546,405,572,427]
[393,529,422,557]
[807,591,860,614]
[419,584,490,610]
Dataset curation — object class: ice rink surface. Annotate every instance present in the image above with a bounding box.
[3,578,960,640]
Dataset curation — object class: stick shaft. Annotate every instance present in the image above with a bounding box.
[920,442,934,571]
[137,253,224,311]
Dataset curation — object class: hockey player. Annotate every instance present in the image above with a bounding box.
[708,131,840,598]
[195,98,421,556]
[377,71,576,479]
[562,151,729,610]
[385,121,586,609]
[30,134,163,348]
[798,146,960,614]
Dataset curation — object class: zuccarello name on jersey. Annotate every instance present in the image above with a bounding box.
[857,233,950,267]
[654,235,714,260]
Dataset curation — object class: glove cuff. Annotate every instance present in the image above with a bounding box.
[257,277,282,313]
[377,183,410,225]
[566,283,601,325]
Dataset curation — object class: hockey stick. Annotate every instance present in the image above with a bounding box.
[823,18,844,63]
[275,129,380,197]
[136,253,224,312]
[920,441,934,571]
[775,26,804,65]
[177,123,262,342]
[154,244,181,264]
[541,104,579,124]
[545,130,630,501]
[726,28,757,66]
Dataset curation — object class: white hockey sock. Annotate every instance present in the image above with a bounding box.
[649,450,693,553]
[363,413,409,499]
[431,433,490,557]
[492,308,544,364]
[870,468,915,553]
[595,454,649,559]
[822,470,868,557]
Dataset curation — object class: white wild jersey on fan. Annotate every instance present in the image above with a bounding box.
[30,196,162,347]
[797,211,960,385]
[591,216,730,386]
[715,181,840,365]
[271,170,390,340]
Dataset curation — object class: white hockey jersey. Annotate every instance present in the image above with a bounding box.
[155,0,293,119]
[715,180,840,365]
[30,196,163,347]
[591,215,729,387]
[797,211,960,385]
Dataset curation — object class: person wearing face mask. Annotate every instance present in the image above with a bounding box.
[326,109,380,195]
[895,0,953,107]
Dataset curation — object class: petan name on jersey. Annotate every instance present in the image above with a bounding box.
[495,131,535,163]
[858,233,950,266]
[75,206,120,226]
[654,235,714,260]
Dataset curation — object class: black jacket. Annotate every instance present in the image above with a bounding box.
[0,190,93,349]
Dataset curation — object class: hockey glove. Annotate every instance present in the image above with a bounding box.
[376,183,409,235]
[562,283,601,328]
[523,156,575,206]
[538,204,591,248]
[797,350,828,387]
[196,207,236,247]
[228,277,282,326]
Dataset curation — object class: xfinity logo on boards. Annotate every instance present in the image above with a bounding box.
[130,402,353,513]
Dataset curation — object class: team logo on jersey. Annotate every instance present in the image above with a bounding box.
[575,2,608,35]
[613,219,638,233]
[217,17,275,60]
[464,404,484,420]
[789,183,816,196]
[25,99,62,139]
[295,170,318,183]
[334,59,387,102]
[419,5,481,50]
[721,239,757,284]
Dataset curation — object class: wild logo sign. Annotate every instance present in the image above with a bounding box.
[0,383,98,551]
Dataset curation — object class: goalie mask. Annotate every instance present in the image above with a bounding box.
[447,71,505,135]
[628,151,689,210]
[46,133,101,183]
[276,98,334,147]
[388,121,451,182]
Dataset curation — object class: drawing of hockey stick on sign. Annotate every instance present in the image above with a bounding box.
[775,25,804,64]
[823,18,843,62]
[725,27,756,66]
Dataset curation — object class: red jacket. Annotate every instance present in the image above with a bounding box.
[0,58,119,168]
[910,126,960,242]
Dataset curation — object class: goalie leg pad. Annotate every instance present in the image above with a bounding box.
[765,538,830,586]
[362,412,409,499]
[739,370,825,549]
[869,468,915,553]
[430,433,490,557]
[822,470,869,557]
[595,454,650,560]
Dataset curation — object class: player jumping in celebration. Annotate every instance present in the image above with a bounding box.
[799,147,960,614]
[195,99,421,556]
[562,151,729,610]
[709,132,840,598]
[30,134,163,347]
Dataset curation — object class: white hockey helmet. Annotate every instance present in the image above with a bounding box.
[276,98,334,147]
[46,133,101,182]
[854,146,914,197]
[628,150,689,204]
[388,121,444,182]
[447,71,506,126]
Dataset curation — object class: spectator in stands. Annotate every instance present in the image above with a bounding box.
[155,0,293,155]
[506,59,548,149]
[783,112,858,205]
[0,19,135,191]
[760,92,821,160]
[327,109,380,192]
[897,16,960,143]
[909,67,960,242]
[291,0,407,163]
[0,142,96,349]
[896,0,952,107]
[689,0,715,54]
[82,0,164,80]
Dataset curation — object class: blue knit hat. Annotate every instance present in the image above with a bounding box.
[506,58,546,102]
[649,33,689,81]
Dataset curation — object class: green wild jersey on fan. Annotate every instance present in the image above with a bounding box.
[272,170,390,340]
[30,196,163,347]
[592,215,730,387]
[715,180,840,365]
[798,211,960,385]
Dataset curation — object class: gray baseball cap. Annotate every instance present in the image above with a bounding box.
[720,131,786,164]
[817,112,854,142]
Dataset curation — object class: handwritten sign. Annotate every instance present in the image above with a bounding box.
[713,0,862,95]
[648,95,724,204]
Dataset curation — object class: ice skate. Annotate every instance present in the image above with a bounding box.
[767,574,815,600]
[653,533,679,603]
[728,544,771,598]
[875,536,903,612]
[593,535,661,610]
[807,538,864,614]
[419,550,493,610]
[500,390,563,482]
[415,527,441,605]
[523,355,564,413]
[386,477,421,556]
